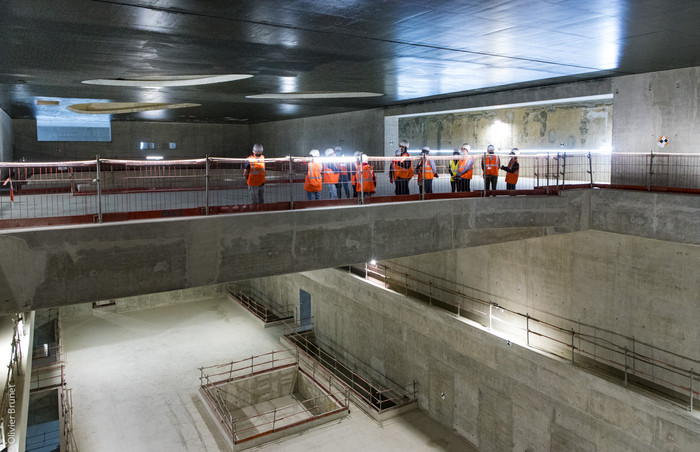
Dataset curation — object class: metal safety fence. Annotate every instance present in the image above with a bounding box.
[198,349,350,446]
[0,151,698,229]
[356,261,699,412]
[281,324,417,413]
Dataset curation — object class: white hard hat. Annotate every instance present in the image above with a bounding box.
[361,154,368,163]
[309,149,320,157]
[325,148,335,156]
[252,144,263,154]
[399,140,409,148]
[334,146,342,153]
[353,151,360,157]
[461,143,470,151]
[421,146,430,154]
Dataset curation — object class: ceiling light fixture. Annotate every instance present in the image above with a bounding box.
[246,92,383,99]
[81,74,253,88]
[67,102,200,114]
[36,100,60,106]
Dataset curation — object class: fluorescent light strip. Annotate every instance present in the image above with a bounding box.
[394,94,613,119]
[82,74,252,88]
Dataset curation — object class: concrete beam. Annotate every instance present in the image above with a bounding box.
[1,189,697,314]
[0,192,585,313]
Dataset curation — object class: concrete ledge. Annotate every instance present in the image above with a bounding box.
[0,193,583,313]
[1,189,697,313]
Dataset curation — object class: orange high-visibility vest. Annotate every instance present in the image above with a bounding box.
[355,163,375,193]
[419,159,435,180]
[484,154,500,176]
[305,162,323,192]
[323,163,339,184]
[458,157,473,179]
[247,155,265,186]
[505,160,519,185]
[338,162,348,177]
[395,154,414,179]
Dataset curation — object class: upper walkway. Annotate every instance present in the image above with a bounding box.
[0,188,698,314]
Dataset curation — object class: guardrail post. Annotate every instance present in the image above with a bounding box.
[526,313,530,347]
[624,347,628,386]
[250,355,254,375]
[647,150,655,191]
[205,155,210,215]
[560,152,566,188]
[272,408,277,430]
[482,152,487,197]
[690,368,694,412]
[571,330,575,364]
[420,153,426,201]
[288,156,294,209]
[359,158,365,205]
[95,155,103,223]
[545,153,550,195]
[587,151,594,187]
[489,304,493,330]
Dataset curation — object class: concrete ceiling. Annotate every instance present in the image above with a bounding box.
[1,0,700,124]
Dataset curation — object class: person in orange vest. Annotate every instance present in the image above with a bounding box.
[501,148,520,190]
[323,148,340,199]
[334,146,351,198]
[243,143,265,204]
[394,140,413,195]
[481,144,500,191]
[456,143,474,192]
[354,153,376,198]
[415,146,438,194]
[305,149,323,200]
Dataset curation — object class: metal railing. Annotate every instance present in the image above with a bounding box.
[198,350,349,444]
[1,151,698,229]
[357,261,699,411]
[281,325,416,413]
[227,286,293,323]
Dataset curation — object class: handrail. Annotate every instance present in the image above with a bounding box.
[0,151,697,229]
[281,327,416,412]
[198,350,350,444]
[357,262,699,410]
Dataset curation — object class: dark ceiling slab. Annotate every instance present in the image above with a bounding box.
[1,0,699,124]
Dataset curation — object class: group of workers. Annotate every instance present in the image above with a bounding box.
[390,140,520,195]
[243,144,376,204]
[243,141,520,204]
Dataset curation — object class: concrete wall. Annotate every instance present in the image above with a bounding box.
[0,108,11,165]
[219,366,298,408]
[612,66,700,154]
[398,100,612,152]
[59,284,227,322]
[388,230,700,364]
[13,120,249,161]
[249,269,700,451]
[249,109,385,157]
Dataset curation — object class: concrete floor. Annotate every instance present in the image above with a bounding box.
[61,295,475,452]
